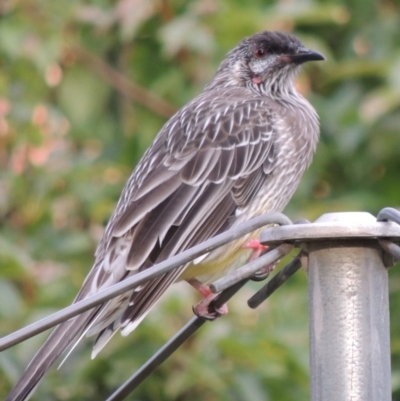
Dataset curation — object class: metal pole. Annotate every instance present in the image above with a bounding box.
[307,212,391,401]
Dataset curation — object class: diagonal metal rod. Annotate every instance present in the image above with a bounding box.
[209,243,293,293]
[105,279,249,401]
[0,212,292,351]
[247,255,302,309]
[106,317,204,401]
[107,254,303,401]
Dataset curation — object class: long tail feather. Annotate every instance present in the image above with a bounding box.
[6,310,94,401]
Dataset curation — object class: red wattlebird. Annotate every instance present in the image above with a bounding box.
[7,31,324,400]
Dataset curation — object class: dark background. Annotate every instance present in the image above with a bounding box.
[1,0,400,399]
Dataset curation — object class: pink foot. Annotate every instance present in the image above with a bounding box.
[243,239,268,261]
[243,239,277,279]
[188,279,229,320]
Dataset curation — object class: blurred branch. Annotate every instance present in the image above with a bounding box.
[69,46,178,118]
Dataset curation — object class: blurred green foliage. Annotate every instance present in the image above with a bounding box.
[1,0,400,400]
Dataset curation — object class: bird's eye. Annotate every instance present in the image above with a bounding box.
[254,47,267,59]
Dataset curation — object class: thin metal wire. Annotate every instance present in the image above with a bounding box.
[377,207,400,225]
[106,279,248,401]
[247,255,303,309]
[209,243,293,293]
[0,212,292,351]
[379,240,400,261]
[377,207,400,261]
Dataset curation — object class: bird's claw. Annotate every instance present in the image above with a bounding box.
[192,293,229,320]
[243,239,277,280]
[251,262,276,281]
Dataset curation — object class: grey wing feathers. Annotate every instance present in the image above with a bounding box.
[89,89,277,341]
[6,88,277,401]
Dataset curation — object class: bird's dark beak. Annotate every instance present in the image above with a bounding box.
[290,47,325,65]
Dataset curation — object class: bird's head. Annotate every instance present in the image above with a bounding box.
[207,31,325,96]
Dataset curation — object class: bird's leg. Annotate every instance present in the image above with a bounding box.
[243,239,277,277]
[243,238,268,261]
[187,278,228,320]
